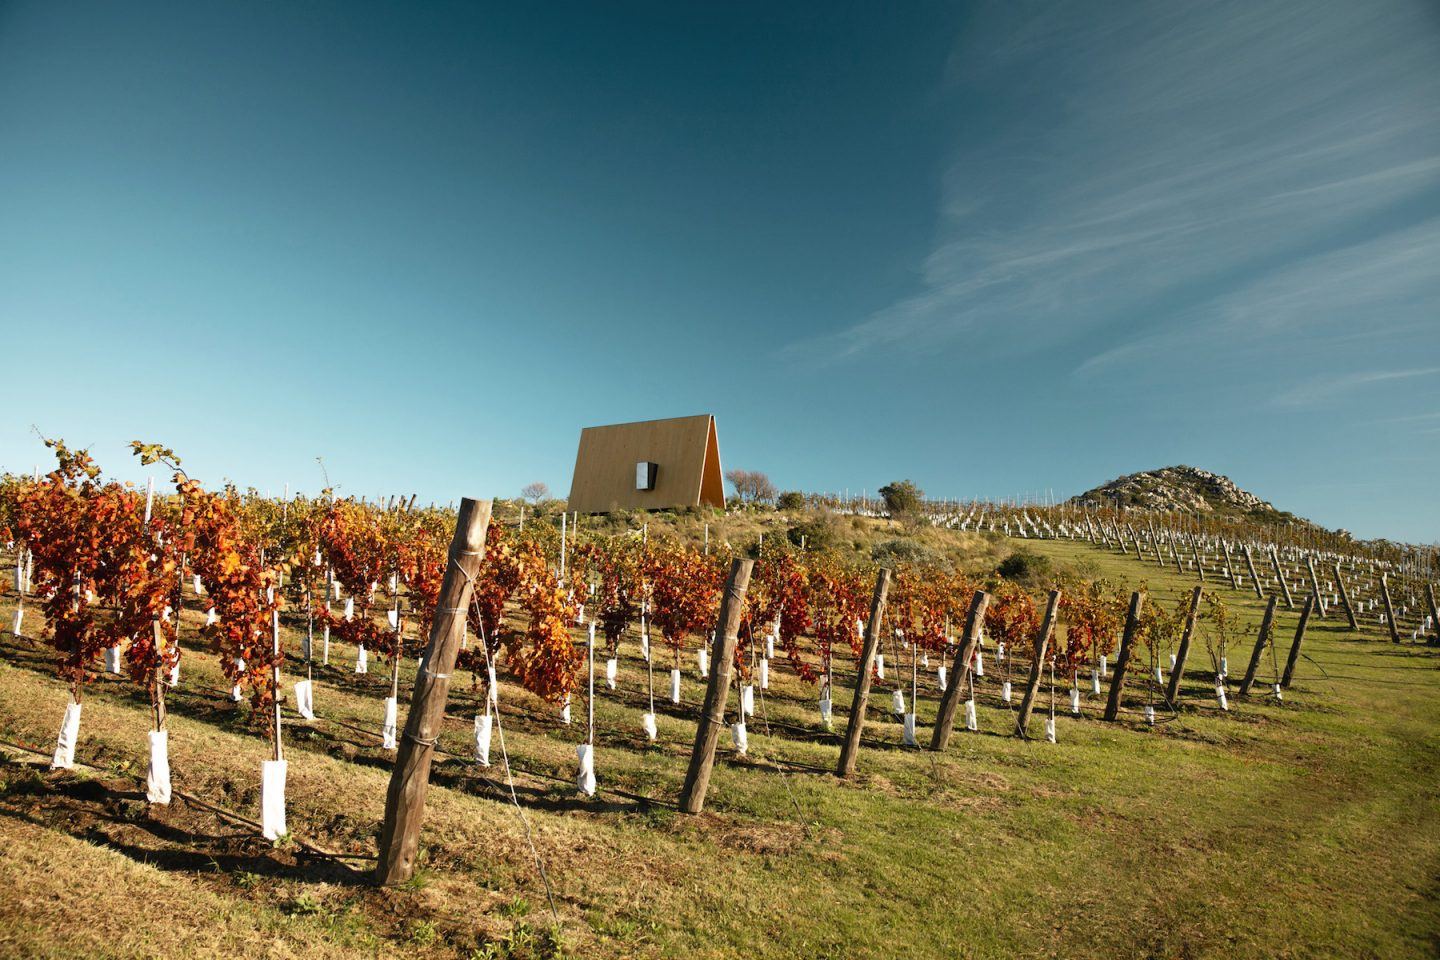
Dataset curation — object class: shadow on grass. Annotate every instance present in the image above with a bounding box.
[0,770,369,886]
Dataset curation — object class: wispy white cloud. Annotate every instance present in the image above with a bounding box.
[1273,366,1440,409]
[1372,411,1440,425]
[791,0,1440,366]
[1074,217,1440,375]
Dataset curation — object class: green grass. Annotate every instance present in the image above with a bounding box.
[0,528,1438,959]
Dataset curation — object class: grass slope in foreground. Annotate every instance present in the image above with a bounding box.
[0,532,1438,960]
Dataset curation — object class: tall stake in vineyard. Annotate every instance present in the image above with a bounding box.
[808,564,867,730]
[986,580,1041,711]
[136,442,287,836]
[488,527,583,715]
[644,543,722,713]
[573,537,643,693]
[18,440,182,798]
[1203,591,1236,710]
[321,498,392,720]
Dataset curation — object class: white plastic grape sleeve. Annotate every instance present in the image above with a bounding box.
[576,743,596,796]
[382,696,398,749]
[51,700,81,770]
[294,679,315,720]
[261,759,287,840]
[474,714,493,766]
[146,729,172,804]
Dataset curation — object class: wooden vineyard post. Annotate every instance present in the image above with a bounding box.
[1305,557,1327,618]
[677,558,754,815]
[836,568,892,779]
[1238,595,1279,697]
[1269,546,1294,610]
[1380,574,1401,643]
[1427,584,1440,646]
[1014,590,1061,739]
[1192,540,1205,582]
[1223,542,1241,590]
[1103,592,1145,722]
[151,620,168,733]
[1281,595,1314,688]
[1163,586,1204,708]
[929,589,990,752]
[376,498,492,886]
[1334,563,1359,631]
[1243,546,1264,600]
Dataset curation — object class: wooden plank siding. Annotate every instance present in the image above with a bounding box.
[567,414,725,513]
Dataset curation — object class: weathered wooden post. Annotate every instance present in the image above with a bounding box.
[376,498,491,886]
[1334,563,1359,630]
[1380,574,1401,644]
[151,620,168,733]
[1281,595,1314,689]
[1304,557,1327,618]
[1223,542,1241,590]
[1243,546,1264,600]
[1102,592,1145,722]
[1191,540,1206,582]
[836,568,892,779]
[677,559,753,814]
[1269,546,1294,610]
[1014,590,1061,738]
[1426,584,1440,646]
[928,589,990,752]
[1238,595,1279,697]
[1163,586,1204,707]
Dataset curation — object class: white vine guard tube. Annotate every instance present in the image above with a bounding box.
[382,696,398,749]
[51,700,81,770]
[146,729,171,804]
[260,759,287,840]
[474,713,492,766]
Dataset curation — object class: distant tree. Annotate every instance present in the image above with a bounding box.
[521,482,550,504]
[776,490,806,511]
[725,469,777,504]
[878,479,924,516]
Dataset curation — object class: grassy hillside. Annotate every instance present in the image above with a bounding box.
[1,524,1438,959]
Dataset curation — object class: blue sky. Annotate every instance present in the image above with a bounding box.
[1,1,1437,541]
